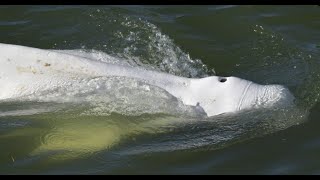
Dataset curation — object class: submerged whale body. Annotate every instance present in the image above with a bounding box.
[0,43,294,117]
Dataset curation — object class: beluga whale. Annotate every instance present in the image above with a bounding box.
[0,43,294,117]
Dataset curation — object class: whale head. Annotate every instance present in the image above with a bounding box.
[188,76,295,117]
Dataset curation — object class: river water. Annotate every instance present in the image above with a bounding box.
[0,5,319,174]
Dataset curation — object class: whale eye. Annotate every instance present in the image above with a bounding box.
[219,77,227,83]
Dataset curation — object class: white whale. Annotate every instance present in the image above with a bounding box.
[0,43,294,117]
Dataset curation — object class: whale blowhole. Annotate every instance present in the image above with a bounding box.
[219,77,227,83]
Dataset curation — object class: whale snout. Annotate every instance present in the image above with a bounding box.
[239,83,295,111]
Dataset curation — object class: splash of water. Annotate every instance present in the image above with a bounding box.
[85,8,214,78]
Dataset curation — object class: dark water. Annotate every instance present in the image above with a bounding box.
[0,5,319,174]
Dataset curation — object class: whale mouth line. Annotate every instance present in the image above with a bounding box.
[237,81,253,111]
